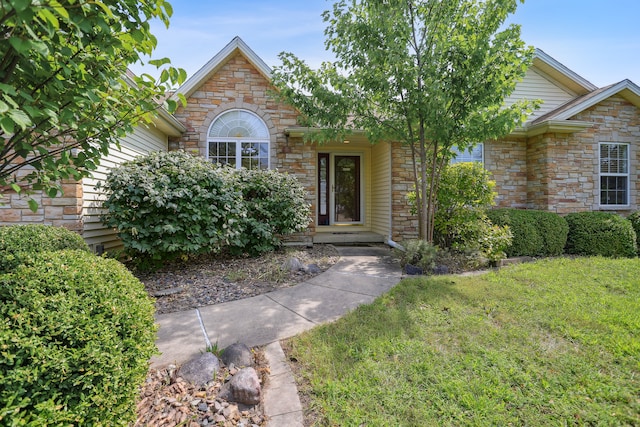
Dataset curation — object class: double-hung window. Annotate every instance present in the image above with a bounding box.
[451,143,484,164]
[207,110,270,170]
[599,142,629,206]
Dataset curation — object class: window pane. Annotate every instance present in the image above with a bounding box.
[600,143,628,174]
[239,142,269,170]
[209,141,237,167]
[600,176,628,205]
[451,143,483,164]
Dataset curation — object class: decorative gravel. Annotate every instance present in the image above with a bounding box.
[135,244,339,315]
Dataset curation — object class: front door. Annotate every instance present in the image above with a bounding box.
[317,154,362,225]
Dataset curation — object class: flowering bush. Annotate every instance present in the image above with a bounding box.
[100,151,246,264]
[222,168,311,256]
[100,151,311,262]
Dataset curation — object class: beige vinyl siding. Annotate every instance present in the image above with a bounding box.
[505,67,575,123]
[82,124,168,250]
[370,142,391,238]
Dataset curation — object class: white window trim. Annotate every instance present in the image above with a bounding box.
[206,109,270,170]
[599,142,630,208]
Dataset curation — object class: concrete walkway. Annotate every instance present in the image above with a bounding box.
[151,245,403,426]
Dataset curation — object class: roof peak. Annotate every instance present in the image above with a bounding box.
[172,37,272,100]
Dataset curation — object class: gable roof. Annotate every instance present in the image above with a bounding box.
[531,49,597,96]
[530,79,640,125]
[172,36,272,100]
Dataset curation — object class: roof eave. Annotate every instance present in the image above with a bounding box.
[122,72,185,137]
[151,107,187,137]
[511,120,594,138]
[532,49,598,95]
[284,127,371,144]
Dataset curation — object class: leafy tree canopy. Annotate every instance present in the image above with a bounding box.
[272,0,539,241]
[0,0,186,209]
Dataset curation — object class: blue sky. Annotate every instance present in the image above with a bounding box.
[132,0,640,87]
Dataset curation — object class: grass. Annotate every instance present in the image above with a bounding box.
[285,257,640,426]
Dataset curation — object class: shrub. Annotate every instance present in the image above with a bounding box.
[534,210,569,256]
[487,209,568,257]
[565,212,637,258]
[0,224,89,273]
[0,250,157,425]
[395,240,438,273]
[222,168,311,256]
[627,212,640,253]
[425,162,511,264]
[100,150,246,264]
[434,161,497,249]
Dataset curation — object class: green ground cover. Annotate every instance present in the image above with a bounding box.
[286,257,640,426]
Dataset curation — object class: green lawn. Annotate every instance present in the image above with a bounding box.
[285,257,640,426]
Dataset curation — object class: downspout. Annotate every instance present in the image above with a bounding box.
[385,142,404,252]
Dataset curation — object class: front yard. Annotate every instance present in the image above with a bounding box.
[284,257,640,426]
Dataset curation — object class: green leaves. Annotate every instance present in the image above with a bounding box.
[0,249,156,425]
[272,0,536,242]
[100,151,311,264]
[0,0,187,206]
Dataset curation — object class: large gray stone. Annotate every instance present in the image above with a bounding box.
[218,367,261,405]
[221,342,253,368]
[281,257,304,272]
[179,352,220,387]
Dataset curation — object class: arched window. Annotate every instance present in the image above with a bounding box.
[207,110,270,170]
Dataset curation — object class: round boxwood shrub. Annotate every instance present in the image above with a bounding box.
[486,208,568,257]
[100,150,246,262]
[0,250,157,425]
[0,224,89,273]
[565,211,637,258]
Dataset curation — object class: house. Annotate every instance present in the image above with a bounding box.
[2,37,639,249]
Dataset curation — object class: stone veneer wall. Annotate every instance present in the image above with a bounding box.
[390,142,418,242]
[523,96,640,214]
[0,179,84,232]
[484,137,528,209]
[168,52,316,234]
[486,96,639,214]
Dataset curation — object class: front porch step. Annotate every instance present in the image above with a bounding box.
[313,231,385,245]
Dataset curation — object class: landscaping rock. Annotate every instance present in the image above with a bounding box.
[305,263,322,274]
[179,352,220,387]
[221,342,253,368]
[151,287,183,297]
[218,367,261,405]
[434,265,449,275]
[405,264,423,275]
[281,257,304,272]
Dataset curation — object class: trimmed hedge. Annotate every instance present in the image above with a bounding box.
[0,250,157,425]
[0,224,89,273]
[627,212,640,253]
[487,208,568,257]
[565,212,637,258]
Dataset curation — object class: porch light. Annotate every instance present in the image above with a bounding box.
[343,140,350,144]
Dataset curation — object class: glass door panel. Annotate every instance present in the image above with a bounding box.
[334,156,361,222]
[318,153,330,225]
